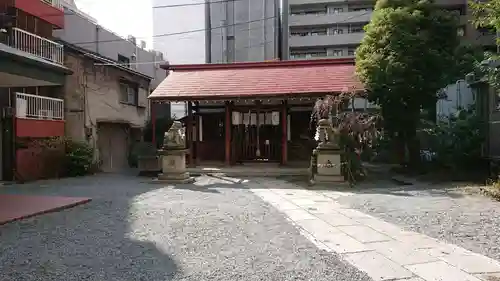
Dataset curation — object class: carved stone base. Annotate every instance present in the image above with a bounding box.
[156,172,195,184]
[313,175,345,183]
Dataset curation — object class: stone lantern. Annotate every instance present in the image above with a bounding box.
[156,121,194,184]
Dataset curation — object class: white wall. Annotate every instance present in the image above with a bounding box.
[437,80,475,120]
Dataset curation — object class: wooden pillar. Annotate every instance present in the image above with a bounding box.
[187,101,194,167]
[225,101,231,165]
[281,100,288,165]
[194,101,200,166]
[151,100,156,147]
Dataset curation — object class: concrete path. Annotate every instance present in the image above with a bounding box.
[249,179,500,281]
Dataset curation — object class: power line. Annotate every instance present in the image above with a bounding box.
[93,40,275,66]
[11,0,250,18]
[70,10,372,46]
[70,16,277,45]
[76,11,372,65]
[153,0,241,9]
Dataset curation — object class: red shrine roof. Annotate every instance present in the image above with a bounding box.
[149,58,363,101]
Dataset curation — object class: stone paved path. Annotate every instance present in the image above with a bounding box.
[0,174,371,281]
[249,178,500,281]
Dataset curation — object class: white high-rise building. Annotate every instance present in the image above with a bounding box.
[153,0,207,119]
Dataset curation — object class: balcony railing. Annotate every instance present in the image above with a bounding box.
[15,92,64,120]
[41,0,63,10]
[10,27,64,65]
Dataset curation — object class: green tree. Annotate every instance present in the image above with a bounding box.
[470,0,500,45]
[355,0,465,167]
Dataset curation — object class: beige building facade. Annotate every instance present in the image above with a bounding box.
[63,42,151,172]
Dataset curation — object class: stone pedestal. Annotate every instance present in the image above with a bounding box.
[154,121,194,184]
[314,148,344,183]
[311,118,345,184]
[157,149,194,184]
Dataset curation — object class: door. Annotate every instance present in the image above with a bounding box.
[233,110,281,162]
[97,123,129,172]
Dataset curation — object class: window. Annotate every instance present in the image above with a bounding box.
[290,49,328,59]
[119,81,138,105]
[117,54,130,67]
[330,28,344,35]
[331,49,343,57]
[311,28,327,36]
[290,27,327,37]
[349,25,364,33]
[351,7,372,12]
[347,48,356,56]
[328,7,343,14]
[290,30,309,37]
[290,5,327,16]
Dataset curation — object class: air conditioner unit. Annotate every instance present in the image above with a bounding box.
[38,109,54,119]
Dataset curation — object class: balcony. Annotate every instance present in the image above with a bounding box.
[14,0,65,28]
[41,0,63,10]
[15,92,65,138]
[289,32,365,48]
[10,27,64,65]
[289,10,372,27]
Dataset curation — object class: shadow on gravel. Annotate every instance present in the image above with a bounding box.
[279,175,468,199]
[0,174,180,281]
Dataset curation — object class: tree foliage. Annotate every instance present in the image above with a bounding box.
[355,0,466,166]
[311,91,381,185]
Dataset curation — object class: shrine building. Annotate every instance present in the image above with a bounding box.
[148,58,361,166]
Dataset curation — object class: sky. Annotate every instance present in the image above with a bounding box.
[75,0,154,49]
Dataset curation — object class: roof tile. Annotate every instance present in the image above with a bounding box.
[149,59,362,101]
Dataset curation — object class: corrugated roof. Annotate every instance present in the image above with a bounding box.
[149,58,362,101]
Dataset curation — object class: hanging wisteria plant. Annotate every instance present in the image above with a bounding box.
[310,88,381,185]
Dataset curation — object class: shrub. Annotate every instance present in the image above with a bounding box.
[418,106,485,171]
[63,139,96,177]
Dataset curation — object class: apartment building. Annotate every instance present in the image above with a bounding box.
[205,0,280,63]
[282,0,496,60]
[53,3,166,90]
[0,0,74,181]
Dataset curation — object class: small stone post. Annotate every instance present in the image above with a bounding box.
[157,121,194,184]
[311,119,344,184]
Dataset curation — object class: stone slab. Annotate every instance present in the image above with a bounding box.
[344,251,414,280]
[440,252,500,274]
[336,208,374,219]
[268,200,301,211]
[355,217,415,238]
[315,213,359,227]
[370,241,440,266]
[321,231,373,254]
[337,225,392,243]
[294,218,341,241]
[393,234,443,249]
[406,261,483,281]
[281,209,317,221]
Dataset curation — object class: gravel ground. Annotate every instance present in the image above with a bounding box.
[333,180,500,261]
[0,174,371,281]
